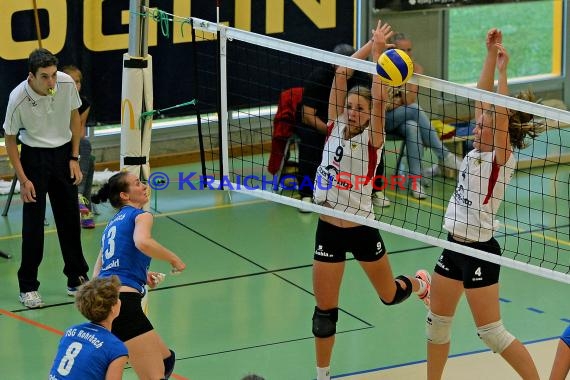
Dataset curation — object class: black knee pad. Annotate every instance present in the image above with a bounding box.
[164,349,175,379]
[381,275,412,305]
[312,306,338,338]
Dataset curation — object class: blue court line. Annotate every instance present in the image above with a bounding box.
[499,297,511,303]
[333,336,561,378]
[527,307,545,314]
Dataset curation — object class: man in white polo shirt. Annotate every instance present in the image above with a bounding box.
[3,48,89,309]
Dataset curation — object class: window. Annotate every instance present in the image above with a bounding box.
[448,1,562,83]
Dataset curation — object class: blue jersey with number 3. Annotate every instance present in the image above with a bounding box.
[49,322,127,379]
[99,205,150,293]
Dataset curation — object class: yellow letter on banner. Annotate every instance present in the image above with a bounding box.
[265,0,285,34]
[173,0,193,43]
[292,0,335,29]
[84,0,157,52]
[234,0,335,34]
[234,0,252,31]
[0,0,66,60]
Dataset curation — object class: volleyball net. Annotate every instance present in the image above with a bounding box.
[179,18,570,283]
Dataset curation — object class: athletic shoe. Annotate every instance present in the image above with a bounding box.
[78,195,95,228]
[421,175,432,188]
[422,163,442,178]
[298,196,312,213]
[415,269,432,309]
[78,195,90,215]
[444,153,462,171]
[67,276,87,296]
[371,191,391,208]
[411,184,427,199]
[80,211,95,229]
[19,291,45,309]
[423,154,462,179]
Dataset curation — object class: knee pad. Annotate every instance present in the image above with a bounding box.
[477,320,515,353]
[164,349,175,378]
[426,311,453,344]
[312,307,338,338]
[381,275,412,305]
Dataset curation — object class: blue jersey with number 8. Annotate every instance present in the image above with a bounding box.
[49,322,127,379]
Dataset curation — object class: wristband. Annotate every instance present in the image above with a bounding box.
[69,156,79,161]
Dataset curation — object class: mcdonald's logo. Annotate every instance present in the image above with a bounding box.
[121,98,137,130]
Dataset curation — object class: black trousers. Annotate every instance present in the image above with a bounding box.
[18,143,89,292]
[295,124,326,198]
[78,137,94,207]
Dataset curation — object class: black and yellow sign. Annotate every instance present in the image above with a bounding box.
[0,1,355,124]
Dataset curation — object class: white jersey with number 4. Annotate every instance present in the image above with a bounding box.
[313,116,381,219]
[444,149,516,242]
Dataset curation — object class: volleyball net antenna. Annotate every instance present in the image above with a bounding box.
[181,18,570,283]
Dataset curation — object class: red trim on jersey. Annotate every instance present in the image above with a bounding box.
[366,142,378,184]
[324,121,335,143]
[483,158,501,205]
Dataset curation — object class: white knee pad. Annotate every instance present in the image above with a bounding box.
[477,320,515,353]
[426,311,452,344]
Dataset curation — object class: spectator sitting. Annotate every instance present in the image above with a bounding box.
[372,32,462,202]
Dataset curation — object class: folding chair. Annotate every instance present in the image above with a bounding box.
[1,174,17,217]
[272,134,300,193]
[0,174,16,258]
[267,87,304,193]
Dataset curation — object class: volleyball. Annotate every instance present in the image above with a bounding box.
[376,48,414,87]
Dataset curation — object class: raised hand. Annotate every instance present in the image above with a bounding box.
[496,43,509,73]
[486,28,502,51]
[371,20,393,58]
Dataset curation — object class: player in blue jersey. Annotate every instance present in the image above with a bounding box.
[92,171,186,380]
[49,276,128,380]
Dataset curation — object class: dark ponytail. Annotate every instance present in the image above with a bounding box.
[92,171,130,208]
[91,182,110,204]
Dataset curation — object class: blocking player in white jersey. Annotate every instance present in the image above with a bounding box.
[426,29,544,380]
[310,20,431,380]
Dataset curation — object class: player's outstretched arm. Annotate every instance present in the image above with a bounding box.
[133,213,186,273]
[493,43,512,166]
[370,20,390,149]
[475,28,501,120]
